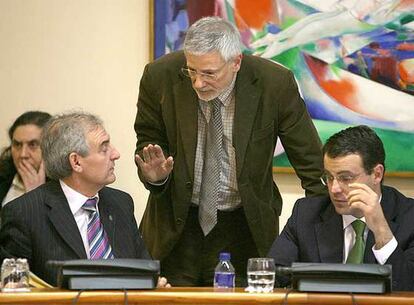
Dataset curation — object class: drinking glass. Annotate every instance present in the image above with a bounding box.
[1,258,30,292]
[246,258,275,293]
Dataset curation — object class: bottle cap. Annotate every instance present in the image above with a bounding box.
[219,252,231,261]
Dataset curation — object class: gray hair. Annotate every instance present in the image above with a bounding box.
[41,112,103,180]
[184,16,242,62]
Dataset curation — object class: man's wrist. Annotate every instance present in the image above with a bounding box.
[373,227,394,250]
[148,176,169,186]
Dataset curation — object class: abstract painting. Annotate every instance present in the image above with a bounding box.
[152,0,414,175]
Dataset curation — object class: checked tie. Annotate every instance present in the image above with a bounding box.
[199,98,223,236]
[82,198,114,259]
[346,219,366,264]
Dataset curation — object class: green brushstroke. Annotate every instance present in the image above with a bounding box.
[274,120,414,174]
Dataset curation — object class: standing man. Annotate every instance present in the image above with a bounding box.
[268,125,414,291]
[0,111,51,206]
[135,16,325,286]
[0,112,168,287]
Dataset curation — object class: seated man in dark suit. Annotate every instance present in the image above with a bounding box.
[268,125,414,291]
[0,112,169,287]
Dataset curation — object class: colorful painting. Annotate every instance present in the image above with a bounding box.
[152,0,414,175]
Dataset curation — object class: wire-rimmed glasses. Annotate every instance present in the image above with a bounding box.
[320,172,363,189]
[181,62,228,81]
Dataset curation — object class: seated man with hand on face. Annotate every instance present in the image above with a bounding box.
[268,125,414,291]
[0,111,51,207]
[0,112,169,288]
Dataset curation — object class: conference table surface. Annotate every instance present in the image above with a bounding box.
[1,287,414,305]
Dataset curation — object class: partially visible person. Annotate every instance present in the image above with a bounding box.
[0,111,51,207]
[0,112,170,288]
[268,125,414,291]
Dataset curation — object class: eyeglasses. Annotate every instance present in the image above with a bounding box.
[320,172,363,188]
[181,62,228,81]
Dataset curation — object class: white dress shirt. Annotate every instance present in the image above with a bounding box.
[2,174,25,207]
[342,214,397,264]
[59,180,99,258]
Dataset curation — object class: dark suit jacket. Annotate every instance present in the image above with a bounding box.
[0,176,13,207]
[0,156,16,207]
[0,180,150,286]
[135,51,325,260]
[268,185,414,291]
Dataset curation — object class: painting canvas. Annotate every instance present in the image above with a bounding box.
[152,0,414,175]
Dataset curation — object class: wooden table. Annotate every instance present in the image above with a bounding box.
[1,287,414,305]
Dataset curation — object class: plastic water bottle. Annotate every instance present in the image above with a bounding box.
[214,252,235,289]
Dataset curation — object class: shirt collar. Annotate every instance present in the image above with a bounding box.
[11,174,25,192]
[342,214,366,229]
[59,180,99,215]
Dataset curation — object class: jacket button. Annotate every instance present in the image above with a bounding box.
[185,181,192,189]
[176,218,183,225]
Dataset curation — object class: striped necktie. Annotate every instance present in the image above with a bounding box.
[346,219,366,264]
[82,198,114,259]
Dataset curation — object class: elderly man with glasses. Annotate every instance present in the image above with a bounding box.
[134,16,326,286]
[268,125,414,291]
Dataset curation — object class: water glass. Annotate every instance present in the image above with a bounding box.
[1,258,30,292]
[246,258,275,293]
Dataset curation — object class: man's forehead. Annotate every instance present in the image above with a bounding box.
[324,153,363,171]
[87,126,109,143]
[185,51,224,67]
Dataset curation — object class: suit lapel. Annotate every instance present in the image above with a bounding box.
[315,204,344,263]
[45,181,87,259]
[98,192,118,256]
[174,76,198,182]
[364,231,376,263]
[233,60,261,177]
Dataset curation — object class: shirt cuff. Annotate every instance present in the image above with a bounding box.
[371,236,398,265]
[147,176,169,186]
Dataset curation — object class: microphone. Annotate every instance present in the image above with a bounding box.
[275,266,292,276]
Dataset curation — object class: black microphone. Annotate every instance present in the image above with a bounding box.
[275,266,292,276]
[46,260,65,267]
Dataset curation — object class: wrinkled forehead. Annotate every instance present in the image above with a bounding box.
[85,125,109,147]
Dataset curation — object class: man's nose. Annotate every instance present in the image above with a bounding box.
[330,178,344,194]
[111,147,120,160]
[192,74,206,88]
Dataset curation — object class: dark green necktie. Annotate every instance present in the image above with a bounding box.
[346,219,366,264]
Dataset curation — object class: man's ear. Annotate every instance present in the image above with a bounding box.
[232,54,242,72]
[69,152,82,173]
[372,164,384,185]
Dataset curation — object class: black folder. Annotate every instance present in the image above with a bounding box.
[287,263,392,294]
[49,259,159,290]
